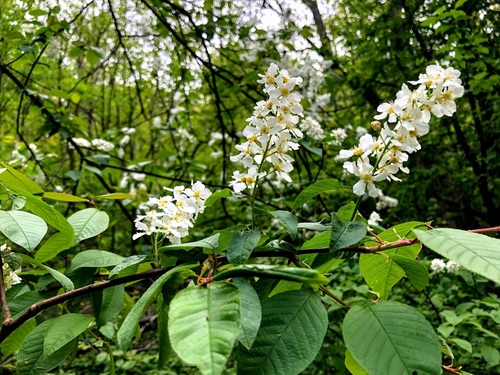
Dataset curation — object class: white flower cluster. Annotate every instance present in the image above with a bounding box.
[70,137,115,152]
[300,118,325,142]
[375,189,399,210]
[133,181,211,244]
[1,244,22,290]
[340,64,464,197]
[367,211,382,228]
[430,258,460,273]
[229,63,304,193]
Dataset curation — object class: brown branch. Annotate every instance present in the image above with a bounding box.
[0,267,176,344]
[0,257,12,324]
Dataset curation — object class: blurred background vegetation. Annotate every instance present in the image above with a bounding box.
[0,0,498,373]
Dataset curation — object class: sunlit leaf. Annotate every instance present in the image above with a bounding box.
[169,282,241,375]
[414,228,500,284]
[68,208,109,245]
[0,210,47,251]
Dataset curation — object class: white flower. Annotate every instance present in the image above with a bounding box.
[1,246,22,290]
[230,63,305,192]
[330,128,347,146]
[71,137,91,148]
[343,157,387,197]
[445,260,460,272]
[91,139,115,152]
[368,211,382,228]
[374,102,403,123]
[133,181,211,243]
[430,258,446,273]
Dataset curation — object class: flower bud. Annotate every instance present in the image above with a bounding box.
[371,121,381,132]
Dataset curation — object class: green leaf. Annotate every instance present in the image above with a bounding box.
[43,192,88,202]
[24,194,75,262]
[19,254,74,291]
[227,229,261,265]
[17,319,76,375]
[345,350,368,375]
[159,233,220,252]
[413,228,500,283]
[95,193,135,200]
[70,250,124,270]
[0,318,36,356]
[8,291,44,319]
[330,214,367,252]
[0,210,47,251]
[157,293,171,368]
[0,162,44,195]
[213,224,248,252]
[343,301,441,375]
[117,264,196,350]
[269,210,298,239]
[169,282,241,375]
[449,338,472,353]
[205,188,231,207]
[44,314,94,357]
[68,208,109,245]
[233,278,262,349]
[237,289,328,375]
[481,345,500,366]
[97,285,124,326]
[360,222,425,299]
[212,264,329,285]
[293,179,342,210]
[109,255,148,278]
[389,254,429,290]
[301,231,330,250]
[36,232,73,262]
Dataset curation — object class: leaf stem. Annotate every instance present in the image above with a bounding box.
[349,196,362,221]
[320,286,350,309]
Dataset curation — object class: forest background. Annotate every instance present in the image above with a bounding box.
[0,0,499,374]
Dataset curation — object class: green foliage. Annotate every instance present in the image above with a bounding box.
[414,228,500,284]
[0,1,499,374]
[237,289,328,375]
[169,282,241,375]
[343,301,442,375]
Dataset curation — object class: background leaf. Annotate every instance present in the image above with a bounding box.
[0,210,47,251]
[343,300,441,375]
[237,289,328,375]
[268,210,298,239]
[42,192,88,202]
[293,179,343,210]
[169,281,241,375]
[414,228,500,283]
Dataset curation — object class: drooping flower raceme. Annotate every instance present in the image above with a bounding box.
[133,181,211,244]
[339,64,464,197]
[1,244,22,290]
[229,63,305,193]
